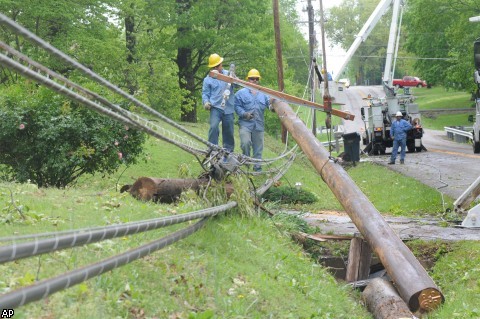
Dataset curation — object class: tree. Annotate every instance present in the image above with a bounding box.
[0,85,145,187]
[0,1,147,187]
[168,0,276,122]
[403,0,480,90]
[324,0,410,85]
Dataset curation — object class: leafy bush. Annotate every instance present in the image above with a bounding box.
[0,84,145,187]
[262,185,317,204]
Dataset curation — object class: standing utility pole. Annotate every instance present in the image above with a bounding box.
[272,0,288,143]
[319,0,332,129]
[306,0,316,135]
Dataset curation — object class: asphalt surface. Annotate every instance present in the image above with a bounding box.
[331,84,480,200]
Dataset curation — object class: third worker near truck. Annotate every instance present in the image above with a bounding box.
[388,111,412,165]
[234,69,271,172]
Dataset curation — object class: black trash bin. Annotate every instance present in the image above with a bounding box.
[342,132,361,164]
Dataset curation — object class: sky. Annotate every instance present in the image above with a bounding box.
[295,0,346,77]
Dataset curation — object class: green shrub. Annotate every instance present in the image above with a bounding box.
[0,84,145,187]
[262,185,317,204]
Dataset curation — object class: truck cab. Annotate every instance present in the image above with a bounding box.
[473,37,480,153]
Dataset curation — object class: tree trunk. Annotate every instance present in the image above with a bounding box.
[176,0,197,123]
[124,4,138,95]
[177,46,197,122]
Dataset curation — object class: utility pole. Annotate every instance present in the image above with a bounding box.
[306,0,316,136]
[272,0,288,143]
[319,0,332,130]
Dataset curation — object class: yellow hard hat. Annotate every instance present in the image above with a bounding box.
[246,69,261,79]
[208,53,224,68]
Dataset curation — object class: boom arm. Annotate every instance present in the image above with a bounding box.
[383,0,404,87]
[333,0,395,82]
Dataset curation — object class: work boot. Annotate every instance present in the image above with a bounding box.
[388,161,395,165]
[400,159,404,164]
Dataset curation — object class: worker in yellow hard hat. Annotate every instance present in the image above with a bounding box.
[234,69,271,172]
[202,53,235,153]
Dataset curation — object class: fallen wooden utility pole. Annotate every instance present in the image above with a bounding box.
[271,99,444,313]
[208,71,354,121]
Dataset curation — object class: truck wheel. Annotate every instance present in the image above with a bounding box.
[395,84,400,89]
[362,134,369,145]
[474,141,480,154]
[407,141,415,152]
[416,84,422,88]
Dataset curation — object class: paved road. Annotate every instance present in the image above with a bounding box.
[331,85,480,200]
[302,212,480,241]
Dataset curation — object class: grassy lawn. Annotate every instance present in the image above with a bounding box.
[0,111,479,318]
[413,86,472,110]
[413,86,476,130]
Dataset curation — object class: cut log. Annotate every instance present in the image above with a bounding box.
[127,177,234,203]
[128,177,208,203]
[363,278,414,319]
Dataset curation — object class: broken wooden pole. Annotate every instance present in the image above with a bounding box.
[271,99,444,312]
[362,278,414,319]
[345,236,372,282]
[128,177,209,203]
[454,175,480,213]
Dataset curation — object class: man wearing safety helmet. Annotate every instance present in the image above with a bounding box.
[202,53,235,153]
[388,111,412,165]
[234,69,271,172]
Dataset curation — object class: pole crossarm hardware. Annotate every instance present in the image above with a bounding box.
[271,99,444,313]
[209,71,354,121]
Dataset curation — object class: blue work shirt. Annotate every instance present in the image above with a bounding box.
[234,87,270,132]
[390,118,412,141]
[202,69,235,114]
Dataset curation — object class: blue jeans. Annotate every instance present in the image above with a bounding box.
[208,108,234,152]
[239,126,264,170]
[390,138,407,162]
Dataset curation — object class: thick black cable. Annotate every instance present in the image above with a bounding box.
[0,13,214,150]
[312,58,323,87]
[0,202,237,264]
[0,52,206,156]
[0,218,207,309]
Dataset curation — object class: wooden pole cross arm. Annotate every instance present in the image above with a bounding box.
[209,71,355,121]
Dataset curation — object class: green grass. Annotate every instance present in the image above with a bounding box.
[422,112,475,131]
[0,113,477,318]
[414,87,472,110]
[424,241,480,319]
[347,162,451,216]
[0,182,370,319]
[413,86,475,130]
